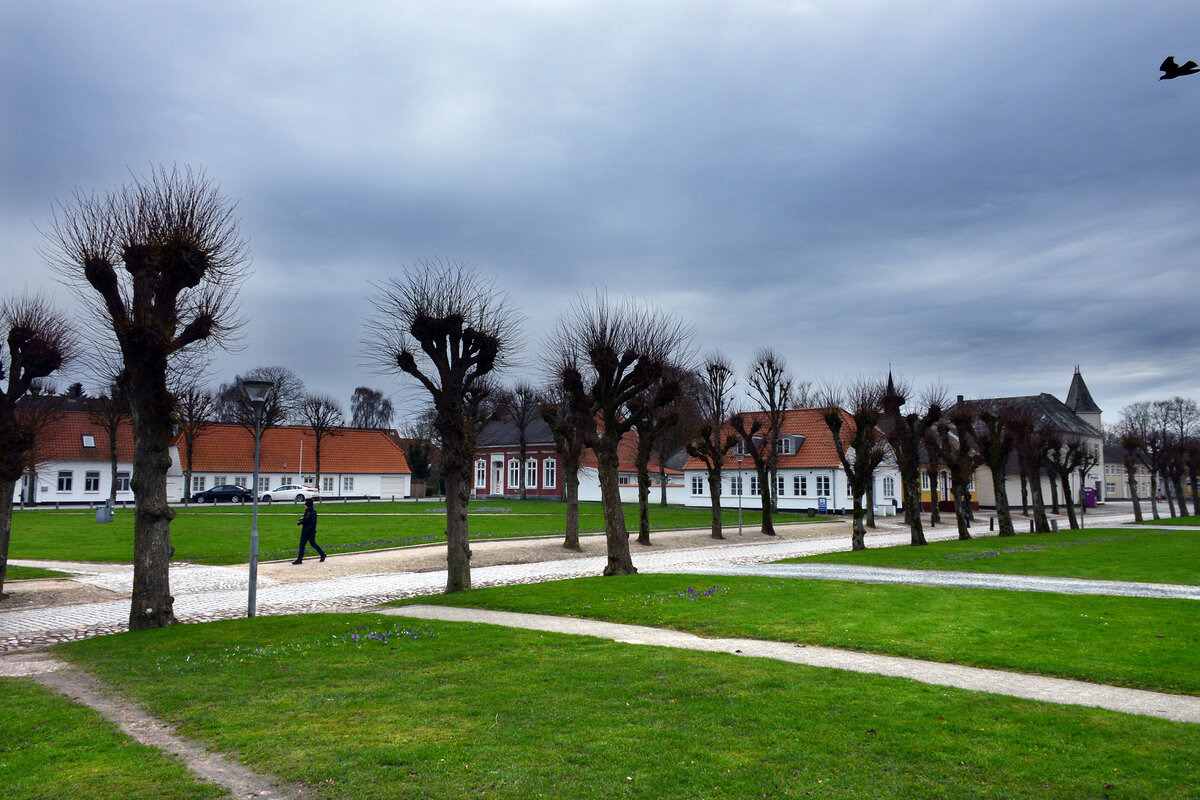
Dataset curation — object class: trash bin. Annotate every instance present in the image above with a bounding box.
[95,498,114,523]
[1083,487,1097,508]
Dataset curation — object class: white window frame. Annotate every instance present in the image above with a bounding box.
[115,471,131,493]
[342,476,355,492]
[882,476,895,498]
[816,475,830,497]
[691,475,704,495]
[192,475,206,492]
[730,475,743,496]
[508,458,520,489]
[775,437,792,455]
[732,440,746,456]
[81,434,95,448]
[475,459,487,489]
[322,476,335,493]
[543,458,557,490]
[799,475,808,496]
[921,470,930,491]
[258,476,271,492]
[793,475,801,496]
[526,458,538,490]
[57,471,72,492]
[85,471,101,492]
[749,474,760,496]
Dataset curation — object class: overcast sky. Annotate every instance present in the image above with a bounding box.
[3,1,1198,425]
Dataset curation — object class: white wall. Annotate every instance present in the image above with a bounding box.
[682,465,904,514]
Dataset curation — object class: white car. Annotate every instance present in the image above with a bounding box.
[260,484,320,503]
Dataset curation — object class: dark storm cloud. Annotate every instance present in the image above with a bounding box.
[2,0,1199,421]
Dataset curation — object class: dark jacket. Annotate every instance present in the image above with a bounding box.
[298,507,317,536]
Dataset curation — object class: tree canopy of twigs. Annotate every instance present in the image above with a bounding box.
[0,295,75,597]
[685,352,738,540]
[546,292,694,576]
[298,393,345,488]
[368,260,520,593]
[819,378,887,551]
[43,165,249,629]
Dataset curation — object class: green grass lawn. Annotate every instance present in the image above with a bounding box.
[7,500,787,565]
[0,678,228,800]
[3,564,69,580]
[401,574,1200,695]
[785,528,1200,585]
[1139,514,1200,526]
[54,613,1200,799]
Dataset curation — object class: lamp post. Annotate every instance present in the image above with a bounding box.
[736,455,744,536]
[243,379,273,617]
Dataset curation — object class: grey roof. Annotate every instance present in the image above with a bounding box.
[1065,370,1102,415]
[960,393,1102,438]
[477,416,556,448]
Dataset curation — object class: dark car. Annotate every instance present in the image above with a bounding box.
[191,484,254,504]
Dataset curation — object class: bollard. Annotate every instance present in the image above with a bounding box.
[1051,519,1059,532]
[989,516,994,531]
[1029,520,1034,532]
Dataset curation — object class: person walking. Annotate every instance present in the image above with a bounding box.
[293,498,326,564]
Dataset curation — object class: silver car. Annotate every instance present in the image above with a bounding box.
[260,484,320,503]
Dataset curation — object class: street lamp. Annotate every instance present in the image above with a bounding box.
[243,379,273,617]
[736,454,744,536]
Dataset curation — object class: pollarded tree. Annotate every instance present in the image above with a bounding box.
[627,363,688,545]
[299,393,345,492]
[540,367,594,551]
[0,296,74,598]
[497,382,541,500]
[350,386,395,429]
[881,374,943,546]
[547,293,693,576]
[971,405,1017,537]
[819,379,888,551]
[930,405,982,540]
[45,166,247,628]
[173,383,214,504]
[369,260,519,593]
[88,381,131,504]
[685,353,738,540]
[746,348,793,519]
[1007,408,1052,533]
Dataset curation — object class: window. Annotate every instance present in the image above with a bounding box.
[691,476,704,495]
[816,475,830,497]
[258,476,270,492]
[57,471,72,492]
[920,470,930,491]
[939,471,950,497]
[775,437,792,455]
[732,440,746,456]
[619,474,632,486]
[543,459,557,490]
[234,476,247,488]
[777,475,785,497]
[192,475,206,492]
[730,475,743,496]
[475,460,487,489]
[847,479,852,497]
[967,476,975,493]
[792,475,800,496]
[508,459,520,489]
[323,476,335,493]
[81,434,95,448]
[302,475,314,486]
[882,476,895,497]
[800,476,808,496]
[115,471,131,493]
[1106,482,1116,494]
[749,475,760,496]
[342,476,355,492]
[213,476,226,487]
[85,471,101,492]
[526,458,538,489]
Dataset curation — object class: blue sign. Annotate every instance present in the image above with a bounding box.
[818,497,828,512]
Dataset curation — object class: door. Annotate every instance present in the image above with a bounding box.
[493,463,503,496]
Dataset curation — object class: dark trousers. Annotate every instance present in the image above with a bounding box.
[297,532,325,562]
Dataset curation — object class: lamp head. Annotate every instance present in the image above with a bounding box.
[242,379,273,407]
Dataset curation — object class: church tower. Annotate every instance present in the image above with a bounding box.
[1065,366,1102,432]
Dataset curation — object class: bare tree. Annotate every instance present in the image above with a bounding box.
[819,379,887,551]
[214,366,306,434]
[351,386,394,429]
[45,166,247,628]
[173,384,214,504]
[1008,409,1052,533]
[969,405,1017,537]
[88,381,131,503]
[745,348,793,519]
[496,382,541,500]
[369,261,520,593]
[881,375,943,545]
[540,370,594,551]
[931,404,982,540]
[547,293,693,576]
[685,354,738,540]
[1044,432,1097,529]
[299,393,345,491]
[1,296,74,597]
[16,380,62,508]
[627,363,688,545]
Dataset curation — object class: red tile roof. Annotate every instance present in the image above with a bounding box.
[33,410,135,462]
[173,425,410,475]
[682,408,854,471]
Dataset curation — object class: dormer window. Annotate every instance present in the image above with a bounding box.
[82,434,95,448]
[775,437,793,455]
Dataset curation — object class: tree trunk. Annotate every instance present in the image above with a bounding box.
[108,449,119,504]
[991,466,1016,537]
[757,463,775,536]
[1059,471,1079,530]
[562,463,581,551]
[636,462,651,546]
[1172,476,1187,518]
[1047,470,1060,515]
[1189,465,1200,517]
[658,462,668,507]
[127,372,179,630]
[1019,472,1028,516]
[706,469,724,540]
[904,473,926,545]
[866,483,876,528]
[929,471,941,526]
[1164,472,1177,518]
[596,441,634,575]
[443,467,472,592]
[1027,467,1050,533]
[1125,466,1143,523]
[0,481,14,597]
[850,497,866,551]
[951,479,972,540]
[1150,471,1161,520]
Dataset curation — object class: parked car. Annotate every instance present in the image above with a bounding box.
[260,484,320,503]
[191,484,255,504]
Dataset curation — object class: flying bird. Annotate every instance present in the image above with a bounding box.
[1160,56,1199,80]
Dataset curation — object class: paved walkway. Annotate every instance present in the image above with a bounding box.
[383,605,1200,724]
